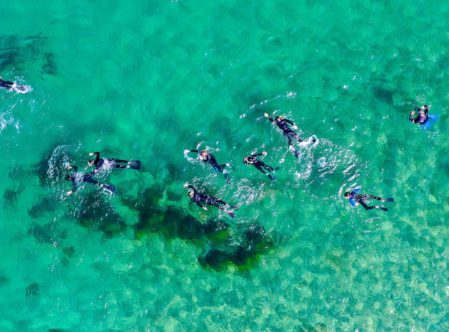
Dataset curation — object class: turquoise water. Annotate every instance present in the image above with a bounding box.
[1,0,449,330]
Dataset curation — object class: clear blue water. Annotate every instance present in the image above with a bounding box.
[1,0,449,330]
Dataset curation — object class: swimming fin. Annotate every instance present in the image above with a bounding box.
[128,160,141,170]
[384,198,394,202]
[101,183,116,194]
[226,210,235,218]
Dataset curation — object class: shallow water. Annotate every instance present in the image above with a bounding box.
[1,0,449,330]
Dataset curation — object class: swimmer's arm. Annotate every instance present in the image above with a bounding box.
[195,201,207,210]
[251,152,266,158]
[67,181,78,196]
[264,113,275,123]
[284,119,298,129]
[186,185,195,191]
[409,112,419,123]
[89,152,101,163]
[184,149,199,155]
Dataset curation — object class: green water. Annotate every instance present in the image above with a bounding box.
[1,0,449,330]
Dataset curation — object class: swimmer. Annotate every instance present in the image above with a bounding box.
[243,151,278,181]
[344,187,394,211]
[88,152,141,174]
[409,105,429,125]
[264,113,317,158]
[64,165,115,196]
[0,78,30,94]
[185,184,236,217]
[184,149,231,183]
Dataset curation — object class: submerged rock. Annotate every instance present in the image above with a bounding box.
[199,223,274,269]
[41,52,57,75]
[71,191,127,237]
[28,196,58,218]
[25,282,39,297]
[27,222,66,245]
[3,188,20,206]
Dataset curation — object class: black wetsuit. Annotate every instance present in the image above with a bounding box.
[266,116,302,157]
[244,153,276,180]
[91,152,140,173]
[409,106,429,125]
[347,189,393,211]
[187,185,235,217]
[66,166,115,193]
[0,79,14,90]
[188,150,230,182]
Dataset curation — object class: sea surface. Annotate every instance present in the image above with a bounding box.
[1,0,449,330]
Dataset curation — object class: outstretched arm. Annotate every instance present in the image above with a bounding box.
[409,112,419,123]
[195,201,207,209]
[264,113,275,123]
[89,152,101,164]
[184,149,199,156]
[250,151,266,158]
[67,178,78,196]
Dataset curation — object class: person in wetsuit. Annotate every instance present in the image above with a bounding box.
[184,149,230,183]
[344,187,394,211]
[88,152,141,174]
[264,113,317,158]
[185,184,236,217]
[243,151,278,181]
[409,105,429,125]
[0,79,14,90]
[64,166,115,196]
[0,78,29,93]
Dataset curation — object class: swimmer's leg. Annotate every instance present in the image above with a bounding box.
[83,176,100,186]
[263,164,279,172]
[360,200,388,211]
[368,195,394,203]
[257,165,275,180]
[0,80,14,89]
[255,165,267,174]
[113,164,129,169]
[110,159,141,170]
[288,140,300,158]
[110,158,129,164]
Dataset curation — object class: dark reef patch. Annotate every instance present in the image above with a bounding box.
[25,282,39,297]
